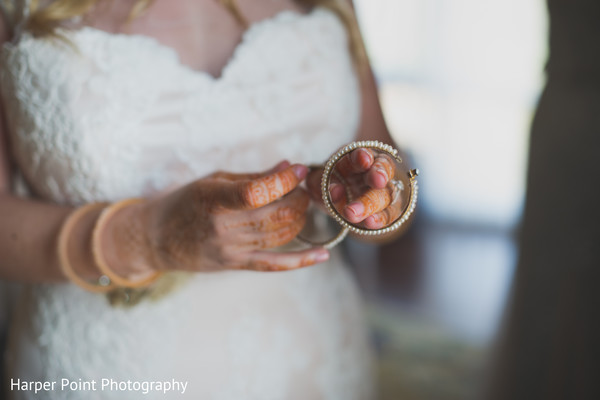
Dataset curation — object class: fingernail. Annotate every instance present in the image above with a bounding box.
[315,250,329,263]
[346,202,365,219]
[277,160,291,170]
[352,149,372,168]
[365,215,381,229]
[292,165,308,180]
[365,215,376,228]
[350,148,362,163]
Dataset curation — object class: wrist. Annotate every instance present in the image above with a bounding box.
[95,199,158,279]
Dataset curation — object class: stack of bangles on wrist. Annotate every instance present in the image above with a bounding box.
[57,199,162,293]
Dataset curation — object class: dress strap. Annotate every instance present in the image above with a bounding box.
[0,0,31,43]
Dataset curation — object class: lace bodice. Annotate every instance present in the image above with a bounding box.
[0,8,359,204]
[1,3,374,399]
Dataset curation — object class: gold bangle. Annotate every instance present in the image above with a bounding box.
[297,141,420,249]
[92,198,162,288]
[58,202,116,293]
[320,140,419,236]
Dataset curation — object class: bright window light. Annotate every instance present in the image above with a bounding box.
[355,0,548,229]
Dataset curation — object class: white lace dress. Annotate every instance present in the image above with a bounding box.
[0,2,375,400]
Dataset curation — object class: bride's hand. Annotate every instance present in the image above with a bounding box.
[102,161,329,275]
[306,147,402,230]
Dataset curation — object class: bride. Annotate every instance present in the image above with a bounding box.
[0,0,406,398]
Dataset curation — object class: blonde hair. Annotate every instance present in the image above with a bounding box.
[22,0,366,65]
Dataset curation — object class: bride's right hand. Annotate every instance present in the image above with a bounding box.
[99,161,330,276]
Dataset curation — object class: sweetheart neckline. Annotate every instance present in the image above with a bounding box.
[1,8,321,82]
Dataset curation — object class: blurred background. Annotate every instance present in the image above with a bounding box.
[0,1,550,399]
[347,0,548,398]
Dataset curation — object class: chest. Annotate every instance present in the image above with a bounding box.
[85,0,306,77]
[0,8,361,204]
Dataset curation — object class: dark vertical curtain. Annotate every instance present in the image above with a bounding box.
[488,1,600,398]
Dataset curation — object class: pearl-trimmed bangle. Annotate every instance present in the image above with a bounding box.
[297,140,420,249]
[321,140,419,237]
[92,198,162,288]
[58,202,116,293]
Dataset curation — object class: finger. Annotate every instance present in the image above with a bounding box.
[307,167,348,207]
[236,215,307,251]
[257,187,310,230]
[236,164,308,209]
[211,160,291,182]
[343,186,393,224]
[335,148,375,178]
[238,248,330,272]
[305,167,324,202]
[237,188,310,233]
[329,181,350,212]
[365,153,396,189]
[329,183,346,203]
[363,195,404,229]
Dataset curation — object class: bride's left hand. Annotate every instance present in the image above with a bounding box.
[306,147,403,230]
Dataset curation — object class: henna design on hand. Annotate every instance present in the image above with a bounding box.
[130,162,329,273]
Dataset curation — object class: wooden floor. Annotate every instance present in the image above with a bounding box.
[343,215,517,399]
